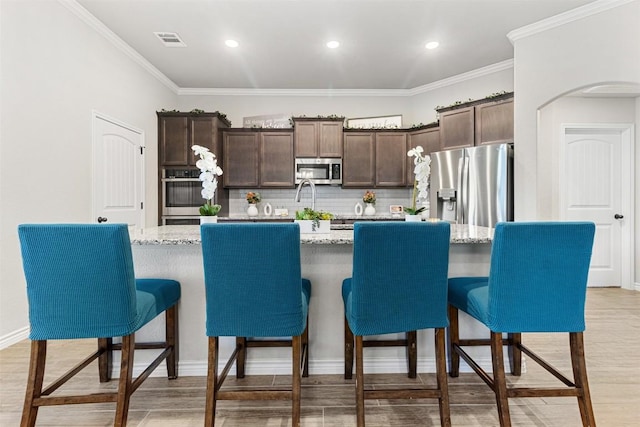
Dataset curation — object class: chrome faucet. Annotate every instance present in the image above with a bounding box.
[294,178,316,211]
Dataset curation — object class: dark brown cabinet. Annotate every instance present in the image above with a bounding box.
[407,126,440,185]
[475,97,514,145]
[158,112,230,166]
[223,130,294,188]
[342,132,375,187]
[436,93,513,150]
[375,132,408,187]
[293,118,343,157]
[439,106,475,150]
[259,131,294,187]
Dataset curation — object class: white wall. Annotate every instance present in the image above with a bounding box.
[0,1,177,344]
[511,0,640,222]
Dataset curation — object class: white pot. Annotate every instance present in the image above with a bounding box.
[295,219,331,234]
[405,214,422,222]
[200,216,218,224]
[364,203,376,216]
[247,204,259,217]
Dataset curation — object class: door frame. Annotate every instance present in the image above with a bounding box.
[91,110,146,228]
[559,123,634,290]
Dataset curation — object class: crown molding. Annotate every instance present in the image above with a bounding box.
[507,0,637,43]
[58,0,179,94]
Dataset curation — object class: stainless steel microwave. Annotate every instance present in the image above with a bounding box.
[295,158,342,185]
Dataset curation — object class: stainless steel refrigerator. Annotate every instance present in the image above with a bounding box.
[429,143,513,228]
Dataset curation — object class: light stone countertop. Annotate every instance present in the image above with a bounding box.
[129,224,493,245]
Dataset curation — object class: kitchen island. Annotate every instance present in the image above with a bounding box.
[128,224,493,377]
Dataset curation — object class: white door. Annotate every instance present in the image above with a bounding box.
[561,124,633,288]
[92,112,145,228]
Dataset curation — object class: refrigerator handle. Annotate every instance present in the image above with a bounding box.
[457,156,467,224]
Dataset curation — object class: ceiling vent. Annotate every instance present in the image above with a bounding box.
[154,32,187,47]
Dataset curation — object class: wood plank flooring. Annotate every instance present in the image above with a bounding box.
[1,288,638,426]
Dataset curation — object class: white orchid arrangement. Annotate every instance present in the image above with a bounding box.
[405,146,430,215]
[192,145,223,216]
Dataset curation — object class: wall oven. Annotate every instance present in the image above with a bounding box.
[295,158,342,185]
[161,169,201,223]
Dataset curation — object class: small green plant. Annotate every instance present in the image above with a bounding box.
[295,208,334,231]
[199,201,221,216]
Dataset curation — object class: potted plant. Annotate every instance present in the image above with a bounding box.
[362,190,376,216]
[192,145,223,223]
[405,146,430,221]
[295,207,334,233]
[245,191,261,216]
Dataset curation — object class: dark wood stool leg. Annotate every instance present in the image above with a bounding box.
[292,335,302,427]
[21,340,46,427]
[98,337,112,382]
[434,328,452,427]
[114,334,135,427]
[235,337,247,378]
[166,305,179,379]
[355,335,365,427]
[302,316,310,377]
[447,305,460,377]
[344,317,354,379]
[507,333,522,376]
[570,332,596,427]
[407,330,417,379]
[490,332,511,427]
[205,337,219,427]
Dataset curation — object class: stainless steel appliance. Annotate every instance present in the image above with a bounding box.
[295,158,342,185]
[161,168,202,225]
[429,143,513,228]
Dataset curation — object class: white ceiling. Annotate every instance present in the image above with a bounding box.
[76,0,598,91]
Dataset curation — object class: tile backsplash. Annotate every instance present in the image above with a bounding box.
[227,187,427,216]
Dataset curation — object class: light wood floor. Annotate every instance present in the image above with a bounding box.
[1,288,638,426]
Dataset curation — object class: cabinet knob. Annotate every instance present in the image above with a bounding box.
[97,217,108,223]
[614,214,624,220]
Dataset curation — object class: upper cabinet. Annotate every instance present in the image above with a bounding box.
[436,92,513,150]
[223,129,294,188]
[375,132,408,187]
[293,117,344,158]
[342,132,375,187]
[157,112,231,166]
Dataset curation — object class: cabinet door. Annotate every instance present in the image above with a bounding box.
[223,132,259,187]
[375,133,407,187]
[159,116,189,165]
[408,127,440,185]
[260,132,294,187]
[318,121,343,157]
[294,122,317,157]
[189,117,216,165]
[439,106,474,150]
[343,133,375,187]
[475,98,514,145]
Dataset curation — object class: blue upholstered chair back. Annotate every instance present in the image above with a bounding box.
[347,221,451,336]
[201,223,307,337]
[487,222,595,332]
[18,224,138,340]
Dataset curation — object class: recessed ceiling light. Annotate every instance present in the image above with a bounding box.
[326,40,340,49]
[225,39,239,48]
[425,41,439,50]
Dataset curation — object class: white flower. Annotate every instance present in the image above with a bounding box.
[191,145,223,202]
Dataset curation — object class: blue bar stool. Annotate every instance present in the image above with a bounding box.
[18,224,181,427]
[200,223,311,427]
[342,222,452,427]
[448,221,596,427]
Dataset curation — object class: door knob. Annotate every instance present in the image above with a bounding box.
[614,214,624,220]
[97,216,108,223]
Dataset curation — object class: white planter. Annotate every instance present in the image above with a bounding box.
[247,204,259,217]
[295,220,331,234]
[405,214,422,222]
[200,216,218,224]
[364,203,376,216]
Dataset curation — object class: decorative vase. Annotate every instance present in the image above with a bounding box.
[364,203,376,216]
[200,216,218,224]
[354,202,363,216]
[247,204,259,217]
[263,203,272,216]
[405,214,422,222]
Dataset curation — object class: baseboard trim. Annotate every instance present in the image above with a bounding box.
[0,327,29,350]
